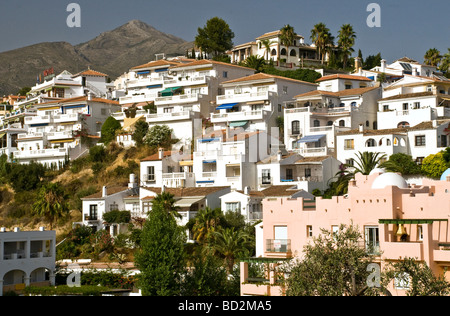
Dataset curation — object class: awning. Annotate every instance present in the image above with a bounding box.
[216,103,238,110]
[175,197,204,208]
[297,134,326,143]
[203,160,216,164]
[50,139,74,144]
[137,70,150,75]
[200,137,220,143]
[160,87,181,96]
[179,160,193,167]
[229,121,248,127]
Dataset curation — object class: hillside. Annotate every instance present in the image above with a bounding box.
[0,20,194,95]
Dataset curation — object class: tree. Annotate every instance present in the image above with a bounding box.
[195,17,235,58]
[285,224,376,296]
[132,120,149,147]
[421,152,448,179]
[190,207,223,244]
[241,55,266,73]
[134,194,187,296]
[144,124,175,149]
[100,116,121,144]
[424,48,442,67]
[279,24,296,62]
[337,24,356,69]
[363,52,382,70]
[7,162,47,192]
[439,48,450,73]
[32,182,70,230]
[382,257,450,296]
[310,23,334,64]
[380,153,421,175]
[351,151,387,175]
[260,39,274,61]
[152,192,182,219]
[210,227,253,274]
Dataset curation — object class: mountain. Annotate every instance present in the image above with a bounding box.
[0,20,194,96]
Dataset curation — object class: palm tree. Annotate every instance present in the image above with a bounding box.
[424,48,442,67]
[279,24,296,63]
[32,182,70,230]
[310,23,335,64]
[191,207,223,244]
[260,39,275,62]
[152,191,181,219]
[328,151,386,196]
[210,227,253,274]
[337,24,356,69]
[242,55,266,73]
[439,48,450,73]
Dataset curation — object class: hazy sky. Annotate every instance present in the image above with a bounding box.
[0,0,448,63]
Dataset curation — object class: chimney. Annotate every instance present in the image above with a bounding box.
[432,120,437,128]
[0,227,6,233]
[158,148,164,160]
[14,227,20,232]
[102,186,108,197]
[354,57,362,71]
[277,150,282,161]
[244,186,251,195]
[380,59,386,73]
[412,67,418,76]
[129,174,137,189]
[39,227,45,231]
[359,124,364,132]
[87,92,94,101]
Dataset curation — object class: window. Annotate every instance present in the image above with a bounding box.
[280,48,287,56]
[397,121,410,128]
[282,86,288,95]
[147,166,155,181]
[441,135,448,148]
[365,226,379,254]
[54,88,65,98]
[415,135,426,146]
[89,205,98,220]
[366,138,376,147]
[109,202,119,211]
[339,120,345,127]
[262,169,271,184]
[163,107,174,113]
[222,71,228,78]
[101,108,107,116]
[413,102,420,109]
[383,105,389,112]
[345,159,354,167]
[402,103,409,110]
[225,202,241,213]
[344,139,354,150]
[304,168,311,178]
[306,225,313,237]
[394,272,410,290]
[417,226,423,241]
[291,121,300,135]
[286,168,293,180]
[313,120,320,127]
[415,157,425,165]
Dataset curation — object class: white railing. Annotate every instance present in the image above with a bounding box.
[47,131,73,140]
[201,172,217,178]
[164,75,206,87]
[119,93,159,104]
[13,148,68,159]
[162,172,192,180]
[211,110,264,122]
[53,113,79,123]
[216,91,271,103]
[18,132,44,139]
[155,93,200,105]
[296,147,328,156]
[145,111,191,122]
[25,115,52,124]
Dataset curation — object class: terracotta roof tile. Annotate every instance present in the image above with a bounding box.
[144,186,230,197]
[131,60,182,70]
[221,72,317,86]
[73,69,108,77]
[378,91,435,101]
[316,74,373,82]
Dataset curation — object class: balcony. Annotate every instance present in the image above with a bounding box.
[216,91,272,104]
[46,131,74,141]
[266,239,291,255]
[119,93,159,105]
[25,115,52,125]
[126,77,163,89]
[13,148,68,159]
[145,111,192,123]
[164,75,207,88]
[155,93,200,105]
[18,132,44,140]
[53,113,80,123]
[211,110,264,123]
[295,146,328,157]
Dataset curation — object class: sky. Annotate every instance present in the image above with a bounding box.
[0,0,448,64]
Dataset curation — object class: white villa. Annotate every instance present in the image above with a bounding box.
[0,227,56,296]
[211,73,317,134]
[13,96,120,167]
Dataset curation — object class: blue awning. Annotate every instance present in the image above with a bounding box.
[137,71,150,75]
[203,160,217,164]
[200,138,220,143]
[298,134,326,143]
[216,103,238,110]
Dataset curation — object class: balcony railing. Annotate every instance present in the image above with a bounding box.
[155,93,200,105]
[211,110,264,123]
[145,111,191,122]
[266,239,291,253]
[216,91,271,104]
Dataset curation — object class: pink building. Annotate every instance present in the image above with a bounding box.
[240,170,450,296]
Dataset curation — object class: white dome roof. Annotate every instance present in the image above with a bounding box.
[371,172,408,189]
[369,168,385,175]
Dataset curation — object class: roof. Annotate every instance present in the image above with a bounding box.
[316,74,373,82]
[294,86,379,99]
[170,59,253,71]
[144,186,230,197]
[295,156,330,164]
[378,91,435,102]
[257,152,299,164]
[260,185,309,197]
[221,72,317,86]
[35,96,119,107]
[141,150,176,162]
[82,186,130,199]
[72,69,108,77]
[131,59,182,70]
[256,30,304,40]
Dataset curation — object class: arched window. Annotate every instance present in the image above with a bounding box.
[271,49,277,56]
[327,121,333,126]
[280,48,287,56]
[366,139,376,147]
[339,120,345,127]
[397,121,410,128]
[290,49,297,57]
[313,120,320,127]
[291,121,300,135]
